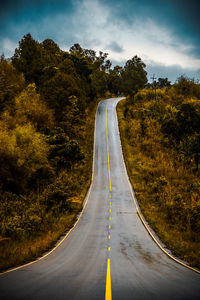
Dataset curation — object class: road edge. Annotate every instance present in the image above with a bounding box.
[115,98,200,275]
[0,100,102,276]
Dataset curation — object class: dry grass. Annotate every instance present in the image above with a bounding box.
[0,100,99,272]
[0,212,77,271]
[117,98,200,269]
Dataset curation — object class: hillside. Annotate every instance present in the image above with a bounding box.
[117,78,200,268]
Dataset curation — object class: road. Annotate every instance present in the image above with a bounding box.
[0,98,200,299]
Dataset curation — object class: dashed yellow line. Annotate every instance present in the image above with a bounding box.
[109,225,111,229]
[106,103,112,192]
[105,101,112,300]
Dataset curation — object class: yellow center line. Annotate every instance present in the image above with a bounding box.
[105,102,112,300]
[106,103,112,192]
[105,258,112,300]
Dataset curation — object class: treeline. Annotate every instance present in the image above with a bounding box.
[0,33,147,270]
[118,77,200,267]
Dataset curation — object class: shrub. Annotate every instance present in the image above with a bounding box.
[0,123,49,193]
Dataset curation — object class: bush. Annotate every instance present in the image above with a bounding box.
[0,122,49,193]
[47,127,84,170]
[0,58,25,112]
[14,84,55,131]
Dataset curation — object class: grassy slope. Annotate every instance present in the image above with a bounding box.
[117,98,200,269]
[0,100,98,272]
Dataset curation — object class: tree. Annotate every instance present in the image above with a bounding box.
[0,123,49,193]
[0,58,25,112]
[174,76,200,98]
[157,77,171,89]
[47,127,84,170]
[90,69,108,97]
[121,56,147,96]
[180,135,200,171]
[177,103,200,137]
[13,84,55,131]
[12,34,44,87]
[40,39,63,67]
[40,72,83,121]
[107,65,123,95]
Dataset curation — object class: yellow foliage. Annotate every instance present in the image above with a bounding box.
[0,122,49,185]
[15,84,55,130]
[1,84,55,131]
[117,98,200,267]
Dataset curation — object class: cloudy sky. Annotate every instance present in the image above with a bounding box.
[1,0,200,82]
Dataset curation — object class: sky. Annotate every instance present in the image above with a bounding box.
[0,0,200,82]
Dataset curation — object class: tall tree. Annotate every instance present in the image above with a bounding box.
[12,34,44,87]
[0,57,25,112]
[121,55,147,96]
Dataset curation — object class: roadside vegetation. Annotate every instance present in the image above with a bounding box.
[0,34,148,271]
[3,32,199,271]
[117,77,200,268]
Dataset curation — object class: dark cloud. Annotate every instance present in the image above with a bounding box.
[0,0,74,27]
[0,0,200,82]
[103,0,200,56]
[168,0,200,35]
[0,0,75,46]
[106,41,124,53]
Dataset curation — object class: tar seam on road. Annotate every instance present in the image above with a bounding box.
[116,98,200,275]
[0,101,101,276]
[105,102,112,300]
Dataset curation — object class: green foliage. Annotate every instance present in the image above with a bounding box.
[12,34,44,86]
[90,69,108,97]
[47,127,84,170]
[157,77,171,88]
[0,122,49,193]
[0,34,151,270]
[118,81,200,266]
[0,57,25,112]
[174,76,200,98]
[40,71,83,120]
[107,66,123,95]
[162,103,200,143]
[13,83,54,131]
[121,56,147,96]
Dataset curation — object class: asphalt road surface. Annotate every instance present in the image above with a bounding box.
[0,98,200,300]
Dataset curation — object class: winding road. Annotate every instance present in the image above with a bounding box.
[0,98,200,299]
